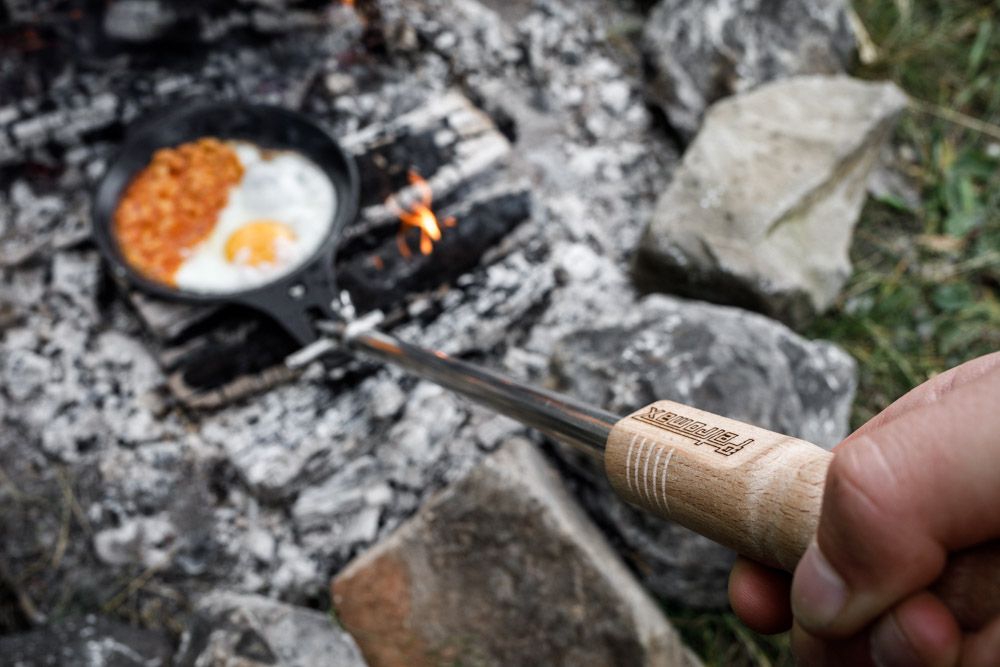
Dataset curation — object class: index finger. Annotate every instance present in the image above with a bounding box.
[845,351,1000,445]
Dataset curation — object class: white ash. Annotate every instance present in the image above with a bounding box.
[271,542,321,597]
[292,456,385,534]
[3,348,50,401]
[93,514,177,569]
[246,528,276,564]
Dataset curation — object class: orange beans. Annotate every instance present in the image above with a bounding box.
[113,137,243,286]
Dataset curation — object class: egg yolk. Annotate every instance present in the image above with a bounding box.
[225,220,297,267]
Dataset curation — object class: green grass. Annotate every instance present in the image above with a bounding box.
[675,1,1000,663]
[667,607,793,667]
[812,0,1000,428]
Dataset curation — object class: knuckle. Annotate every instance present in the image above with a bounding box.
[824,439,902,533]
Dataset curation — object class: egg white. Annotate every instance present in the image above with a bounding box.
[174,142,336,294]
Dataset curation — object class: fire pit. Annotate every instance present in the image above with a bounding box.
[0,0,859,662]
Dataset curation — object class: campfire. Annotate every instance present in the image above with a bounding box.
[390,170,457,259]
[0,1,870,665]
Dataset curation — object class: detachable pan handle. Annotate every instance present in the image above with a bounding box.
[238,255,342,346]
[343,329,1000,631]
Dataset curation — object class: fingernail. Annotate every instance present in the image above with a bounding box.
[870,613,921,667]
[791,542,847,630]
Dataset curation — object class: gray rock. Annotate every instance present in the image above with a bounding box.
[549,293,856,607]
[175,592,366,667]
[332,438,700,667]
[637,75,908,326]
[642,0,856,139]
[0,615,173,667]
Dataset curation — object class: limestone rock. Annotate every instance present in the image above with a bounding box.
[175,592,366,667]
[642,0,856,139]
[0,615,173,666]
[549,293,856,607]
[332,438,700,667]
[637,76,908,326]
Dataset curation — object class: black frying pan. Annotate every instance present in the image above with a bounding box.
[93,102,359,345]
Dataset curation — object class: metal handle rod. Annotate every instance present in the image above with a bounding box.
[344,329,615,459]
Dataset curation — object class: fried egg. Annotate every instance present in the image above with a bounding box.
[173,142,336,293]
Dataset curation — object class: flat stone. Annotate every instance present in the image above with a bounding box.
[642,0,856,139]
[175,592,365,667]
[549,293,856,607]
[0,615,173,667]
[637,75,908,326]
[332,438,700,667]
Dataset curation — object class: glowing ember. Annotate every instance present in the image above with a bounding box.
[388,170,456,258]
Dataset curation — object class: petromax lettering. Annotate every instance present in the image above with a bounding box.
[632,406,755,457]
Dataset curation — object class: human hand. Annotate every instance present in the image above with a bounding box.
[728,352,1000,665]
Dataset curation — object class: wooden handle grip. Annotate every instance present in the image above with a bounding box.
[605,400,1000,630]
[606,400,828,571]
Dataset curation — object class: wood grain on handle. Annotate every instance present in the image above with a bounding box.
[605,400,829,572]
[605,400,1000,630]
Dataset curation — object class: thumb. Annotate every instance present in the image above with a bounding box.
[790,365,1000,637]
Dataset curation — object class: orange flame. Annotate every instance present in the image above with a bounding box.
[388,170,456,258]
